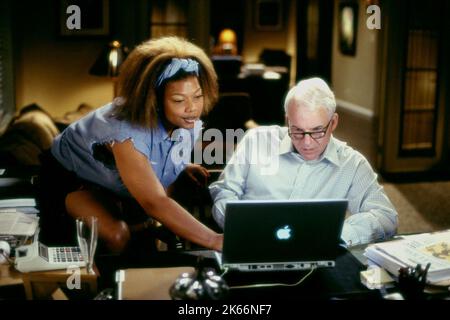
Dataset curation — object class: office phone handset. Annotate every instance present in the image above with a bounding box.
[14,232,86,272]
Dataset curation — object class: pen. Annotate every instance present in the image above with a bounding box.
[414,264,421,279]
[421,263,431,284]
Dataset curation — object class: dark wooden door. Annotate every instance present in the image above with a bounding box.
[296,0,334,83]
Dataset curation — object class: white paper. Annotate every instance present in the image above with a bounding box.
[0,212,39,236]
[0,207,39,214]
[374,231,450,272]
[0,198,36,208]
[365,230,450,284]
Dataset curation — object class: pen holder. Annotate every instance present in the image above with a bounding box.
[397,263,430,300]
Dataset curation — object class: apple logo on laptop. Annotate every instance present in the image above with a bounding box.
[276,225,292,240]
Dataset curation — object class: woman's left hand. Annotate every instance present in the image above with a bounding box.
[184,164,210,187]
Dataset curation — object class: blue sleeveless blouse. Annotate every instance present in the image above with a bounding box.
[51,102,202,197]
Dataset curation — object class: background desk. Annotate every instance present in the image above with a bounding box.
[218,74,289,126]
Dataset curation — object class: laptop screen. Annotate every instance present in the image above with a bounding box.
[222,199,347,264]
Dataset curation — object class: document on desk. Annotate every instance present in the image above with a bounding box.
[0,198,36,208]
[0,207,39,214]
[0,211,39,236]
[365,229,450,284]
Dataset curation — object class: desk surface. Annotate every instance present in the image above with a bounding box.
[0,263,97,300]
[117,266,195,300]
[0,264,23,287]
[223,248,378,299]
[106,247,380,300]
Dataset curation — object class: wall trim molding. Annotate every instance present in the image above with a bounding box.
[336,99,374,118]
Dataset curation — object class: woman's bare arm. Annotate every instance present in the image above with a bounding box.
[111,139,223,251]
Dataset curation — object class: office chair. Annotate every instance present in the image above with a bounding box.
[259,48,291,70]
[204,92,256,132]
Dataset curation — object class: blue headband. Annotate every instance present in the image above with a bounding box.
[156,58,199,88]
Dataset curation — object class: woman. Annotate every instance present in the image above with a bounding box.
[38,37,223,254]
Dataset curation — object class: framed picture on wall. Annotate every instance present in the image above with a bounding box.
[255,0,283,31]
[338,1,358,56]
[59,0,110,36]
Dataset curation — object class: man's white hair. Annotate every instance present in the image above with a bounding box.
[284,77,336,118]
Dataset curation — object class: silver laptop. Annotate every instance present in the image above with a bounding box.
[216,199,347,272]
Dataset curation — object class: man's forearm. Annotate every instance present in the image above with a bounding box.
[341,209,398,246]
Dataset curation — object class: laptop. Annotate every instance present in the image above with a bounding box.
[216,199,348,272]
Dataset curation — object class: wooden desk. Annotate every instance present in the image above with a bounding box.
[107,249,379,300]
[21,267,97,300]
[0,264,23,287]
[1,262,98,300]
[116,266,195,300]
[0,264,25,299]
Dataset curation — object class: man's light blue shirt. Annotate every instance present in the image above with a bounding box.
[209,125,398,246]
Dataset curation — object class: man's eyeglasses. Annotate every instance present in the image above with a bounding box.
[288,119,333,141]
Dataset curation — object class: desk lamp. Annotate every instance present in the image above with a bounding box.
[89,40,128,97]
[217,28,238,55]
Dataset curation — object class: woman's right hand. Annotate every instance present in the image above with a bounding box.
[112,139,225,251]
[211,233,224,252]
[184,163,210,187]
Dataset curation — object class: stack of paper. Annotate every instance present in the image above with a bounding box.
[0,198,39,237]
[364,230,450,285]
[0,198,36,208]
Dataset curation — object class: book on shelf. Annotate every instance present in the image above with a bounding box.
[364,230,450,285]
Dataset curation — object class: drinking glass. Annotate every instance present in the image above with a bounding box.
[76,216,98,274]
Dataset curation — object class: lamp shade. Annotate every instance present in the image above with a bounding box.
[89,40,128,77]
[218,28,237,44]
[217,28,238,55]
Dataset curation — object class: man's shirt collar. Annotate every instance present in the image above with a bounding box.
[279,130,341,167]
[279,130,295,155]
[322,136,341,167]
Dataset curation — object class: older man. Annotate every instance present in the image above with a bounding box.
[209,77,398,246]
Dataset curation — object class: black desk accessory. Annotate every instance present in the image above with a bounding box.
[170,257,229,300]
[398,263,431,299]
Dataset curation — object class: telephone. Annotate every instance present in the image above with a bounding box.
[14,232,86,272]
